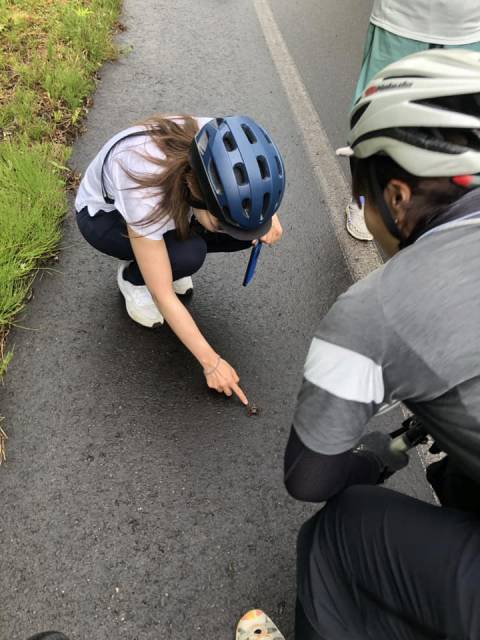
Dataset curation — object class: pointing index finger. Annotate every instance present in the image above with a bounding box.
[232,382,248,406]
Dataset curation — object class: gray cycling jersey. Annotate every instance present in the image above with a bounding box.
[294,193,480,482]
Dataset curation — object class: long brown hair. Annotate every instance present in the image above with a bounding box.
[122,115,204,239]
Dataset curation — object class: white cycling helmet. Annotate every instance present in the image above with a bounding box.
[349,49,480,179]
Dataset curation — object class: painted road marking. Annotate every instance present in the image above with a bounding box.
[253,0,381,281]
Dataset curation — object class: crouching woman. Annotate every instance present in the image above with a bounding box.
[75,115,285,404]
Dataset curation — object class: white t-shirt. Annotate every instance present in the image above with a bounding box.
[75,116,213,240]
[370,0,480,45]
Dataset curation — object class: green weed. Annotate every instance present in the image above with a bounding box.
[0,349,13,378]
[0,140,68,326]
[0,0,123,390]
[42,56,94,110]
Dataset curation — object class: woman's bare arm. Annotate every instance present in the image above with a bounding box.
[127,226,248,404]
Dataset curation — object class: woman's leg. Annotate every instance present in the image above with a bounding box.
[76,207,145,281]
[76,208,209,284]
[162,229,209,280]
[348,26,428,240]
[297,485,480,640]
[76,207,134,259]
[352,25,426,105]
[190,220,253,254]
[76,209,251,286]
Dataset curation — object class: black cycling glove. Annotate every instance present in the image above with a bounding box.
[353,431,409,483]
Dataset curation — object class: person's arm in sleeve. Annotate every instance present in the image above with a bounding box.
[285,272,407,502]
[284,427,383,502]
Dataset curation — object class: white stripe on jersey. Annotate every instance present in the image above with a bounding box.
[304,338,385,404]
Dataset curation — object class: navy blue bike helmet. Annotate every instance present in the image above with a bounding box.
[189,116,286,240]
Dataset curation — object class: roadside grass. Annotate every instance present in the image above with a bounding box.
[0,0,123,460]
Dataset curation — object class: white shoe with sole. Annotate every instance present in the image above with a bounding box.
[173,276,193,296]
[117,261,164,328]
[346,197,373,241]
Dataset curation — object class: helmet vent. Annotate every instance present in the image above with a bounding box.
[223,132,237,152]
[355,126,480,153]
[242,198,252,217]
[209,160,223,194]
[415,93,480,119]
[274,155,283,176]
[234,164,247,185]
[262,192,270,215]
[257,155,270,179]
[350,103,370,129]
[241,124,257,144]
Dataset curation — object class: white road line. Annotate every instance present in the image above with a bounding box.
[253,0,381,281]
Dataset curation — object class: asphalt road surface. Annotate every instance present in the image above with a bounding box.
[0,2,434,639]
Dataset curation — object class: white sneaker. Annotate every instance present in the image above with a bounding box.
[346,197,373,241]
[116,261,164,328]
[173,276,193,296]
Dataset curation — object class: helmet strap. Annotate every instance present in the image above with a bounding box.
[187,196,207,210]
[367,160,405,244]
